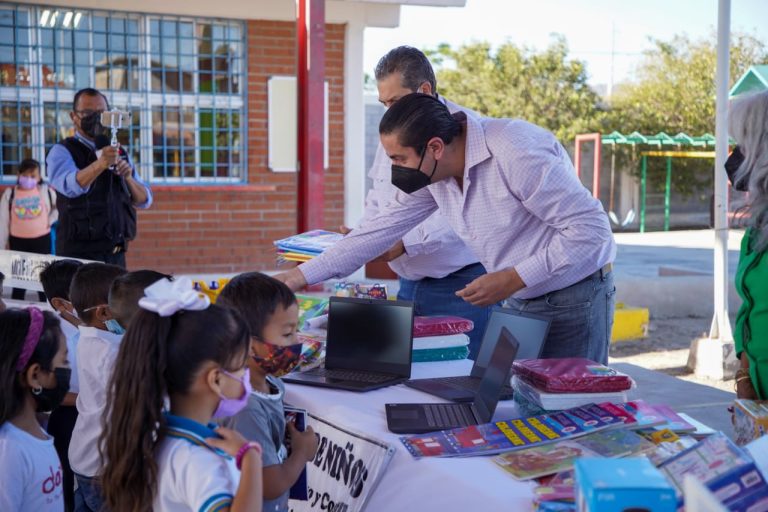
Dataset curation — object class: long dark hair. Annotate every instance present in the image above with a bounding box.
[99,304,250,512]
[0,309,63,425]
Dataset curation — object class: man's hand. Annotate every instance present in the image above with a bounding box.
[456,268,525,306]
[338,225,352,235]
[372,239,406,262]
[97,146,120,170]
[114,158,133,177]
[273,267,308,292]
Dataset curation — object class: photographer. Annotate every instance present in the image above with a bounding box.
[46,88,152,267]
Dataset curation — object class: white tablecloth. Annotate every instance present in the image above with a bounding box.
[284,360,535,511]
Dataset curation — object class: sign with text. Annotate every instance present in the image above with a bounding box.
[0,250,94,292]
[289,412,395,512]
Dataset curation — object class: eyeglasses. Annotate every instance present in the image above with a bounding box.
[74,109,105,117]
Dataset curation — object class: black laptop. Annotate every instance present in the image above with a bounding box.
[404,307,550,402]
[385,327,520,434]
[282,296,414,392]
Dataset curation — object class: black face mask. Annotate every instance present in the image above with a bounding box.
[725,145,747,191]
[79,112,105,139]
[33,367,72,413]
[391,146,438,194]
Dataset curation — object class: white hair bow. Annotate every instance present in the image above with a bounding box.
[138,277,210,317]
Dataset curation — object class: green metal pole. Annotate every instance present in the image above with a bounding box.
[664,156,672,231]
[640,155,647,233]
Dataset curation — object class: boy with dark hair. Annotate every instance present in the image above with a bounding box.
[39,258,84,511]
[218,272,317,512]
[107,269,171,333]
[67,262,126,510]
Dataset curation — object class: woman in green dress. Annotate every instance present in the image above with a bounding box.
[729,90,768,400]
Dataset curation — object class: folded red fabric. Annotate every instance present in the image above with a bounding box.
[512,358,634,393]
[412,316,474,338]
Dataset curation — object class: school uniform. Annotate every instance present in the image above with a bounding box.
[68,326,122,511]
[0,421,64,512]
[155,414,240,512]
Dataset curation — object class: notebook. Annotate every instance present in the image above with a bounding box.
[404,307,550,402]
[282,296,414,392]
[385,326,520,434]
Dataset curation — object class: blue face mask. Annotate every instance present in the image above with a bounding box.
[105,318,125,335]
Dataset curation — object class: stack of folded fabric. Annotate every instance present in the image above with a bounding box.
[411,316,474,362]
[511,358,634,410]
[274,230,343,264]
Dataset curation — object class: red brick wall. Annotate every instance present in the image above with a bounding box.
[126,20,347,274]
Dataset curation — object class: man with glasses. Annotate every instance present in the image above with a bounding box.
[46,88,152,267]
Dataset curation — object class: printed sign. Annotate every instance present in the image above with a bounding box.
[289,412,395,512]
[0,250,94,292]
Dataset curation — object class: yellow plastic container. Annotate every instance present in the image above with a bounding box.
[611,303,649,342]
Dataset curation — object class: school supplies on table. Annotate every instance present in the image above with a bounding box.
[274,230,343,264]
[732,399,768,445]
[412,315,474,337]
[512,375,629,411]
[512,358,634,393]
[493,429,655,480]
[398,402,626,458]
[334,282,388,300]
[574,458,677,512]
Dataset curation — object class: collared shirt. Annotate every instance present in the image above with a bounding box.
[68,325,123,476]
[46,132,153,209]
[156,414,239,512]
[363,97,479,281]
[55,313,81,394]
[300,114,616,300]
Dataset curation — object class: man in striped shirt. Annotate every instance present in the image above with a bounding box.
[278,93,616,364]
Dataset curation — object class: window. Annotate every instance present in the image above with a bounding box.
[0,3,246,183]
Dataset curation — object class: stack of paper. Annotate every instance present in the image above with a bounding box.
[513,375,629,410]
[274,230,343,264]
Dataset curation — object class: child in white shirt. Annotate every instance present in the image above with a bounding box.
[99,277,263,512]
[0,307,72,512]
[66,263,126,511]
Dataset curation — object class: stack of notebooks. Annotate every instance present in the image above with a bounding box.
[411,316,473,362]
[511,358,634,410]
[274,230,343,264]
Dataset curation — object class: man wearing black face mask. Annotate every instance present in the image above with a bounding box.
[46,88,153,267]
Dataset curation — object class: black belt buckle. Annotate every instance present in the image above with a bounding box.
[112,245,122,254]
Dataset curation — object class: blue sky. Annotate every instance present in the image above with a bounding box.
[363,0,768,89]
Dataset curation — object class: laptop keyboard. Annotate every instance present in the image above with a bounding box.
[312,368,394,384]
[424,404,475,428]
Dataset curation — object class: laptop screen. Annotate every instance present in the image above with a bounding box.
[472,307,550,378]
[474,327,520,422]
[325,297,414,375]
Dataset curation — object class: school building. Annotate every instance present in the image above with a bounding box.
[0,0,462,274]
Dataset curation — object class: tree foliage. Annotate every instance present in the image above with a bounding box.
[427,36,605,143]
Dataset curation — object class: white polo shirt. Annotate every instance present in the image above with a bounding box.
[0,422,64,512]
[154,414,240,512]
[56,313,81,394]
[68,326,122,476]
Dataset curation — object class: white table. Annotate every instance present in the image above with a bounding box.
[284,360,535,511]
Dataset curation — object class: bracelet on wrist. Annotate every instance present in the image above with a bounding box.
[235,441,262,470]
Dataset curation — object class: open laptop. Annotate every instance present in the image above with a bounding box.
[385,327,520,434]
[282,296,414,392]
[404,307,550,402]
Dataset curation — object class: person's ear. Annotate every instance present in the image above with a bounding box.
[417,81,433,96]
[427,137,445,160]
[22,362,44,392]
[205,366,222,396]
[94,304,112,323]
[50,297,67,313]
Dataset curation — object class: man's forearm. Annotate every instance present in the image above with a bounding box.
[75,159,108,189]
[125,176,148,204]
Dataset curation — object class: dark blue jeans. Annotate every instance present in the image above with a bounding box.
[503,268,616,364]
[74,473,105,512]
[397,263,495,360]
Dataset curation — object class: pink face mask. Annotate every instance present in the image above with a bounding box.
[18,176,37,190]
[212,368,252,419]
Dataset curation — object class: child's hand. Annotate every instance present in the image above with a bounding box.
[287,421,318,462]
[206,426,249,458]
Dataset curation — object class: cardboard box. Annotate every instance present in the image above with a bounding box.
[706,461,768,512]
[574,457,677,512]
[733,399,768,445]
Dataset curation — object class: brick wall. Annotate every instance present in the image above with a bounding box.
[126,20,347,274]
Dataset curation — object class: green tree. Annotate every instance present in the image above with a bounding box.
[604,32,767,195]
[427,36,605,143]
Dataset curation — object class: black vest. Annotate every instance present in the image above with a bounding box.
[55,137,137,255]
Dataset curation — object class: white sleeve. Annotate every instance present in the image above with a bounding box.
[0,188,11,250]
[176,449,237,512]
[45,185,59,226]
[0,440,28,510]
